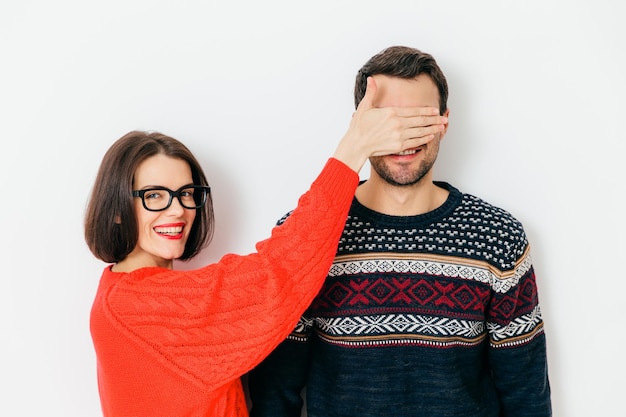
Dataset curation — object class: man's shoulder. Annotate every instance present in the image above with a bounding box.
[449,184,523,228]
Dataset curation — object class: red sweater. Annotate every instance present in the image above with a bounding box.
[90,158,358,417]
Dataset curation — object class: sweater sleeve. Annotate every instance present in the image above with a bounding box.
[248,315,314,417]
[101,158,358,391]
[487,247,552,416]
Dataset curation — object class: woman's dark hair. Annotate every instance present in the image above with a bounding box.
[84,130,214,263]
[354,45,449,115]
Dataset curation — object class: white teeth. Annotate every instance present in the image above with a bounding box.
[395,149,417,156]
[154,226,183,235]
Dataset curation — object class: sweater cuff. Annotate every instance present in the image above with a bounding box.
[314,158,360,196]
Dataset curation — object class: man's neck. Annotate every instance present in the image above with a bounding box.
[355,174,449,216]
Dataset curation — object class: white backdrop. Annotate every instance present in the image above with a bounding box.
[1,1,623,416]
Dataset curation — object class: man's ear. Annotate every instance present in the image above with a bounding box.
[441,108,450,137]
[114,215,121,224]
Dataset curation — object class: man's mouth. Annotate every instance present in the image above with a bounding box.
[394,148,419,156]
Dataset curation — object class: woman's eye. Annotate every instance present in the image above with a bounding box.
[145,191,163,200]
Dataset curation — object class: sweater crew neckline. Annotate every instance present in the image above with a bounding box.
[351,181,461,227]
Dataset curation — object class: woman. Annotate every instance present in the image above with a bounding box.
[84,78,447,417]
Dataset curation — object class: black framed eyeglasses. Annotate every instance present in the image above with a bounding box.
[132,185,211,212]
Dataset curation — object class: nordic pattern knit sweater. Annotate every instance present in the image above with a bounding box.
[248,182,552,417]
[89,158,359,417]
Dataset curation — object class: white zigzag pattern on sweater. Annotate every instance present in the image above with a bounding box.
[328,254,532,294]
[317,314,484,337]
[289,308,543,348]
[487,305,544,343]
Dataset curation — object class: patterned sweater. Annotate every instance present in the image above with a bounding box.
[89,158,359,417]
[248,182,552,417]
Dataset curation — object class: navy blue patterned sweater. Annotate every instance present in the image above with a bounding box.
[248,182,551,417]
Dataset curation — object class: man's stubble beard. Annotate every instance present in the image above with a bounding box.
[369,140,440,187]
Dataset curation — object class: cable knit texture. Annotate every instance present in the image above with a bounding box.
[90,158,359,417]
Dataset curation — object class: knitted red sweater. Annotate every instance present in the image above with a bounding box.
[89,158,358,417]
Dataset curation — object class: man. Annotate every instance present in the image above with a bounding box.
[248,45,551,417]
